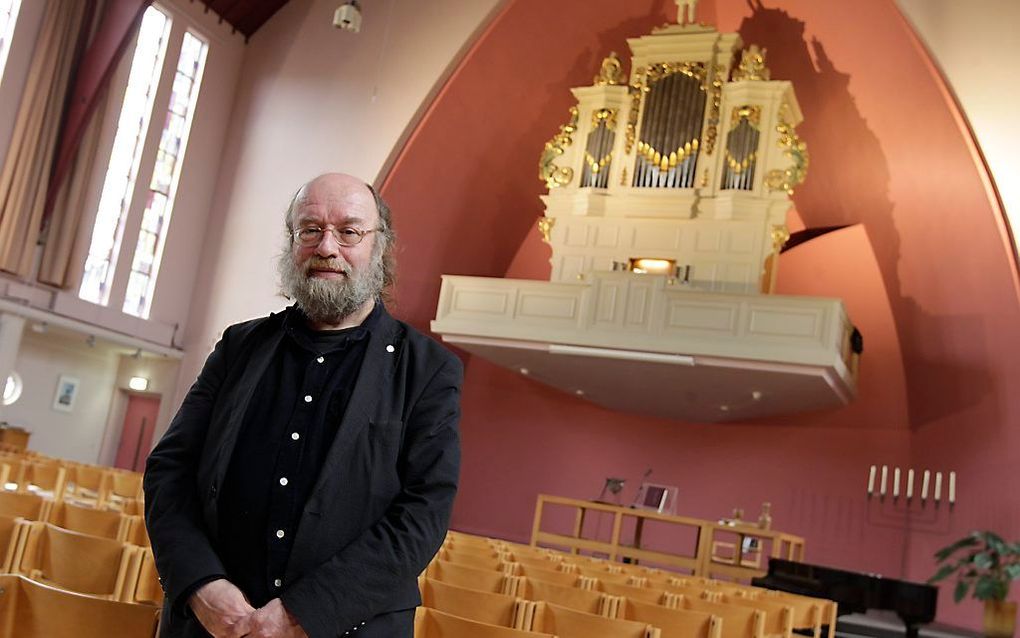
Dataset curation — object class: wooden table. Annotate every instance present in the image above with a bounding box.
[530,494,805,581]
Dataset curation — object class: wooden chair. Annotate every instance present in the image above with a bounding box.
[18,462,67,499]
[576,564,635,585]
[666,581,722,602]
[516,564,583,587]
[721,595,794,638]
[100,471,143,508]
[14,522,137,599]
[598,580,669,604]
[0,574,159,638]
[420,578,528,628]
[520,577,609,615]
[0,490,50,520]
[46,500,130,540]
[681,598,766,638]
[759,590,833,638]
[414,607,554,638]
[531,601,660,637]
[65,464,109,501]
[123,515,151,547]
[426,559,511,594]
[620,597,722,638]
[0,514,22,572]
[438,547,507,571]
[123,547,164,606]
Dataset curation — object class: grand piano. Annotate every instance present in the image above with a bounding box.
[752,559,938,638]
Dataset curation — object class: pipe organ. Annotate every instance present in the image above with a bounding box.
[432,2,859,423]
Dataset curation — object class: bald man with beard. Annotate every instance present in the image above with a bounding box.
[144,174,462,638]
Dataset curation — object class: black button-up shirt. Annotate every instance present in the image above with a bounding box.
[215,303,381,607]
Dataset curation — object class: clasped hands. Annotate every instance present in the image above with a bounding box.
[190,579,307,638]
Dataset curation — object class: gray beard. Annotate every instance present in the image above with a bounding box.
[278,251,384,325]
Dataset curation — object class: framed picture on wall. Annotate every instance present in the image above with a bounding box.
[52,375,80,412]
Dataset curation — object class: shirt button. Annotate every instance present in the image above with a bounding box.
[276,529,285,539]
[273,578,282,587]
[279,477,289,486]
[385,344,395,353]
[316,356,324,363]
[291,432,300,441]
[304,395,313,403]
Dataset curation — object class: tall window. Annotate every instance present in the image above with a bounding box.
[0,0,21,86]
[123,31,207,318]
[79,6,171,305]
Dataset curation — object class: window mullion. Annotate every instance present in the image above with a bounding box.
[106,19,185,311]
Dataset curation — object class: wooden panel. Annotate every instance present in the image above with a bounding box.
[452,289,510,315]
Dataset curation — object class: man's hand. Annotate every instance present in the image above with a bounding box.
[189,579,255,638]
[246,598,308,638]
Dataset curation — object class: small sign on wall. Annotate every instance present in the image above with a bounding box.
[52,375,80,413]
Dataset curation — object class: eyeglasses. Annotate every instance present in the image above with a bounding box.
[291,225,380,247]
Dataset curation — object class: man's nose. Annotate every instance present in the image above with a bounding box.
[314,229,342,257]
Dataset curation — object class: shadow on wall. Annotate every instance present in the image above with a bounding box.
[739,0,993,429]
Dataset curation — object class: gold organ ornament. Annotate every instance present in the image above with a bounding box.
[538,106,579,189]
[732,45,771,82]
[537,217,555,243]
[765,107,809,195]
[594,52,625,86]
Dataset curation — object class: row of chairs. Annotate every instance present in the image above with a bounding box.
[0,448,159,636]
[421,531,837,638]
[1,449,144,510]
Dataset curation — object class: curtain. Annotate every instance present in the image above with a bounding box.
[38,0,152,287]
[0,0,92,276]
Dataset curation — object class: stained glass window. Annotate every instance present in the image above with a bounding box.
[79,7,170,305]
[122,31,207,318]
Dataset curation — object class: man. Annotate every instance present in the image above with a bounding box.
[144,173,462,638]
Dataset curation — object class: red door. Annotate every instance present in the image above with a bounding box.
[114,394,161,471]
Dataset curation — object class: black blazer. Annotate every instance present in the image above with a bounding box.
[143,306,462,638]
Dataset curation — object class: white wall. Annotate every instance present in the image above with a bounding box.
[169,0,502,420]
[897,0,1020,256]
[4,329,120,463]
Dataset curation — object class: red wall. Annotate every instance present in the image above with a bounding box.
[380,0,1020,628]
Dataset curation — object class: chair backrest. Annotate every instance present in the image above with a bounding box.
[518,564,582,587]
[125,548,164,606]
[414,607,555,638]
[68,465,108,496]
[427,559,508,593]
[123,515,151,547]
[621,598,721,638]
[438,548,506,571]
[532,601,659,638]
[0,574,158,638]
[0,491,48,520]
[103,471,143,505]
[0,514,21,572]
[22,463,67,498]
[47,501,127,540]
[721,595,794,638]
[421,578,520,627]
[761,590,830,638]
[578,565,634,584]
[523,577,605,615]
[667,582,722,602]
[600,580,667,604]
[682,598,765,638]
[17,522,134,598]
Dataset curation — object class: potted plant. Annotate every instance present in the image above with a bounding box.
[930,531,1020,637]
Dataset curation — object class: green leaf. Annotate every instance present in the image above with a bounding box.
[984,532,1008,554]
[974,552,995,570]
[954,580,971,603]
[929,563,957,583]
[1006,564,1020,580]
[935,536,980,562]
[974,577,1008,602]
